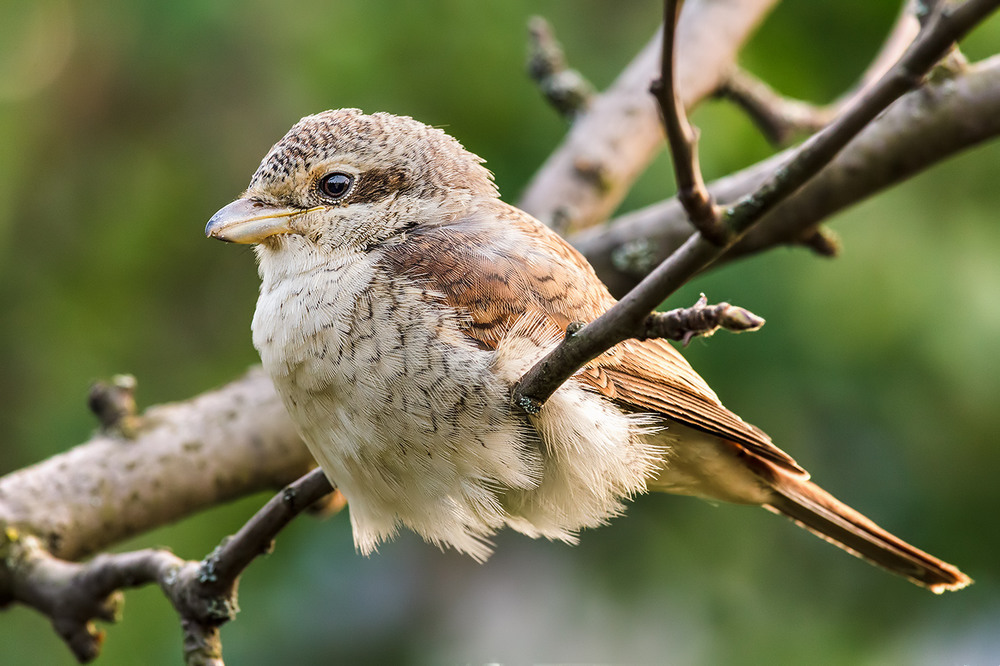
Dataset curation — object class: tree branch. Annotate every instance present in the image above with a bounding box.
[716,68,834,146]
[651,0,724,243]
[723,0,998,237]
[716,0,923,147]
[841,0,924,103]
[0,368,312,562]
[574,52,1000,295]
[87,374,142,437]
[641,294,765,345]
[199,469,332,586]
[1,468,334,664]
[517,0,779,234]
[513,0,1000,407]
[526,16,595,118]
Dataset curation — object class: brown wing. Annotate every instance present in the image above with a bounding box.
[378,199,805,476]
[580,340,804,474]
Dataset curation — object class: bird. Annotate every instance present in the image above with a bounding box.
[206,108,970,593]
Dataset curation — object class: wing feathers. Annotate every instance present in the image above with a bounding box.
[379,200,802,474]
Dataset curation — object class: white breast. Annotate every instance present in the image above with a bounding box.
[252,240,663,560]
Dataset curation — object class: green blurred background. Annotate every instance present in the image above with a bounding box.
[1,1,998,664]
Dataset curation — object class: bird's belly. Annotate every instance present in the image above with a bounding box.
[252,264,547,558]
[648,423,773,505]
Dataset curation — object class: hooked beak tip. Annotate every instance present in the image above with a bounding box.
[204,198,299,244]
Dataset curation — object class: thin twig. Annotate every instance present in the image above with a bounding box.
[518,0,780,233]
[716,68,833,146]
[198,468,333,587]
[847,0,922,101]
[513,0,1000,408]
[642,294,765,345]
[526,16,595,118]
[87,374,142,438]
[799,228,841,257]
[651,0,725,243]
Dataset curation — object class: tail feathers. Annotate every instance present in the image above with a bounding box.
[764,477,971,593]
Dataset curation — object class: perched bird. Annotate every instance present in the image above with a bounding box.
[206,108,970,592]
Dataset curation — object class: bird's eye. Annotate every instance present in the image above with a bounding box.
[317,172,353,200]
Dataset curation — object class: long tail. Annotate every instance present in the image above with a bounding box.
[764,476,971,593]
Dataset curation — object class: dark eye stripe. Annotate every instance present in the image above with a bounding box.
[350,168,411,204]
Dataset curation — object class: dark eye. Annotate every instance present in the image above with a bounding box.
[317,172,353,200]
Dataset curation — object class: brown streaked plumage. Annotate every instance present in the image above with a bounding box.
[206,108,970,592]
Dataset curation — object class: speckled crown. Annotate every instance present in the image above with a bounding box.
[250,109,497,200]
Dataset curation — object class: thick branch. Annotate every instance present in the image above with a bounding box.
[0,367,312,562]
[514,0,999,406]
[518,0,778,233]
[574,53,1000,295]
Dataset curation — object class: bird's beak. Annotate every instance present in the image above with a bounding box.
[205,198,315,244]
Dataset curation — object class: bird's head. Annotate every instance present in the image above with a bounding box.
[205,108,496,252]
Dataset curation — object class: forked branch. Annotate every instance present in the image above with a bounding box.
[573,53,1000,296]
[1,469,334,665]
[512,0,1000,408]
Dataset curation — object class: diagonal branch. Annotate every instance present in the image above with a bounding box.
[198,468,333,589]
[717,0,923,147]
[572,53,1000,296]
[723,0,998,237]
[517,0,779,234]
[512,0,1000,408]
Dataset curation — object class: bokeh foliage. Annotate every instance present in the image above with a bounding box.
[1,1,998,664]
